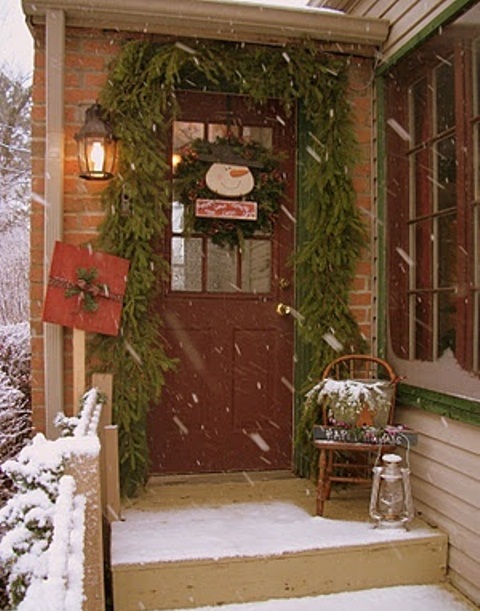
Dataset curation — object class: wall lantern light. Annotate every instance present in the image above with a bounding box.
[369,453,414,529]
[75,104,117,180]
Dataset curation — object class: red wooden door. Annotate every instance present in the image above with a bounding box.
[148,91,296,474]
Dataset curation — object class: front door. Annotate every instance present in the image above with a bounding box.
[148,91,296,474]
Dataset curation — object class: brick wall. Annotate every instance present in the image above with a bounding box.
[348,57,374,346]
[30,26,375,432]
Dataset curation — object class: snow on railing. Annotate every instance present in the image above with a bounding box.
[73,388,102,438]
[17,475,86,611]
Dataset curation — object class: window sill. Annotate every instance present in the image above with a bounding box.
[397,383,480,427]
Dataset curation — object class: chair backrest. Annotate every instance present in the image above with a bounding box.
[321,354,399,426]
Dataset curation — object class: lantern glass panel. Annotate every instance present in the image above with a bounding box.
[78,136,116,180]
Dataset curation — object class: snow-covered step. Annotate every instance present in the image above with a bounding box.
[162,584,478,611]
[111,499,447,611]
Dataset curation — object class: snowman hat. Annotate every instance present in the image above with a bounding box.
[197,142,264,168]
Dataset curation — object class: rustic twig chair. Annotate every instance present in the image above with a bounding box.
[313,354,400,516]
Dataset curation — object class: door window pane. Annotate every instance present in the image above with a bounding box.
[241,240,271,293]
[172,201,185,234]
[206,241,238,292]
[243,126,273,149]
[208,124,240,141]
[171,237,203,291]
[173,122,204,149]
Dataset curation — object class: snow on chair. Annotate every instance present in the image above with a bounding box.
[311,355,402,516]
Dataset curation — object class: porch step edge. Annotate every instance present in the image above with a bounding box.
[112,534,448,611]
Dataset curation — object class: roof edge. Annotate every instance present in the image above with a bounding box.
[22,0,389,47]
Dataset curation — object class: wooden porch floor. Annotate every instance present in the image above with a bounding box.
[122,470,353,517]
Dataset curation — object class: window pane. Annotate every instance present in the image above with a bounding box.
[413,149,431,216]
[206,241,238,292]
[241,240,271,293]
[411,78,428,146]
[475,123,480,200]
[438,290,456,356]
[414,292,432,360]
[171,237,203,292]
[435,60,455,134]
[438,213,457,288]
[475,205,480,370]
[476,292,480,370]
[474,39,480,116]
[414,219,432,290]
[436,137,456,211]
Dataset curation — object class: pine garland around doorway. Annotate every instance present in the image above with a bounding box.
[93,39,367,495]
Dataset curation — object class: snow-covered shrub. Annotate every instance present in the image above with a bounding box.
[0,322,31,403]
[0,225,30,325]
[0,389,102,609]
[0,434,64,607]
[0,321,32,504]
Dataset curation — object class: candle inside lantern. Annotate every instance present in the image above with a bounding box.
[369,453,414,529]
[89,141,106,173]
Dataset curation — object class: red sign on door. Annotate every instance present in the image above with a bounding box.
[195,199,258,221]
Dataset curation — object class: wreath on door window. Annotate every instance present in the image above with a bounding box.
[175,135,286,248]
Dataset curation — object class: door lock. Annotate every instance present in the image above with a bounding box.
[276,303,291,317]
[278,277,291,290]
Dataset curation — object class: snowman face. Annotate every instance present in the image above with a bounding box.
[205,163,255,197]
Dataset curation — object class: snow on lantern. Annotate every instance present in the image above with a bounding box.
[369,453,414,529]
[75,104,117,180]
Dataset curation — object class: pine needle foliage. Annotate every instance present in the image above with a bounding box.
[94,38,368,494]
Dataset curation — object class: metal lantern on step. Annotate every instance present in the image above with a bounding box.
[75,104,117,180]
[369,453,414,529]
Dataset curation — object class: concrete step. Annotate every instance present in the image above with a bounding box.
[111,473,448,611]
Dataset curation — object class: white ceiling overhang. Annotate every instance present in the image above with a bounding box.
[22,0,389,48]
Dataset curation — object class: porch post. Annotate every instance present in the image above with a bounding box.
[43,9,65,438]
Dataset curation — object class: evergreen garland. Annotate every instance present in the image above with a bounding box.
[94,38,368,495]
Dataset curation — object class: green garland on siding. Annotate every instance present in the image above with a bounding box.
[93,38,368,496]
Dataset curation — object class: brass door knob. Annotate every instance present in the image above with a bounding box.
[276,303,291,317]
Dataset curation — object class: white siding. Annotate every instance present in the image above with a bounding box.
[316,0,464,60]
[396,406,480,606]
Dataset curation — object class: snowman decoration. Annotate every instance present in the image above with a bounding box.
[205,162,254,197]
[195,141,263,221]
